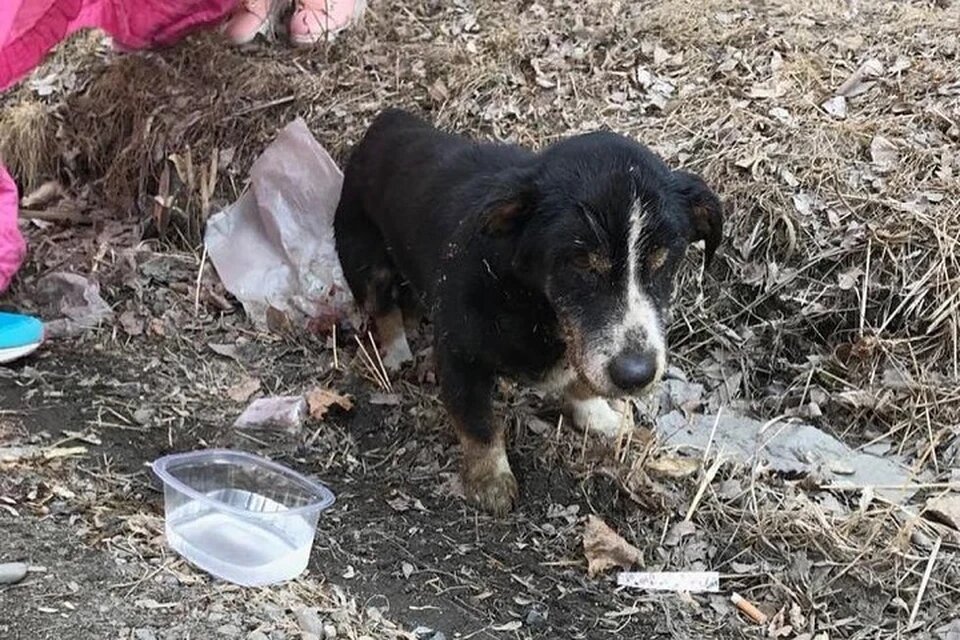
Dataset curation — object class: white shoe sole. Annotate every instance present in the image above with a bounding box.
[0,342,41,364]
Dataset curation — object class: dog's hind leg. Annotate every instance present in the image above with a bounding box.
[374,307,414,371]
[333,179,413,372]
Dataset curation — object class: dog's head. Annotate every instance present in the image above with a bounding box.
[480,133,722,397]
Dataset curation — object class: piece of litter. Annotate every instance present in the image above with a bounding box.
[34,272,113,338]
[233,396,308,432]
[870,135,899,173]
[617,571,720,593]
[205,118,359,331]
[0,446,87,463]
[731,592,768,624]
[583,515,643,577]
[0,562,28,585]
[656,411,920,502]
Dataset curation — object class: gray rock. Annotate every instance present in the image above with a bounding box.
[133,629,158,640]
[525,606,548,628]
[0,562,28,585]
[295,607,324,635]
[217,624,242,636]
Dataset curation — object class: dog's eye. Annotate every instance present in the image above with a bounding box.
[571,251,610,274]
[647,247,669,272]
[571,252,592,269]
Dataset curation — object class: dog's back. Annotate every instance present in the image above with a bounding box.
[337,109,532,307]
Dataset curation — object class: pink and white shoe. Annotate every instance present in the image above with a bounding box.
[223,0,285,45]
[288,0,367,47]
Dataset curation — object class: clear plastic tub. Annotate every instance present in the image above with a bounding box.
[152,449,335,586]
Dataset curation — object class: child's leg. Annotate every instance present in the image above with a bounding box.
[0,163,25,295]
[0,163,42,364]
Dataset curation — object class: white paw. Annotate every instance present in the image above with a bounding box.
[569,397,631,439]
[380,336,413,372]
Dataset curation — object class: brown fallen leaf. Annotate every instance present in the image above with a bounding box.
[305,387,354,421]
[870,135,899,173]
[925,495,960,530]
[20,181,65,209]
[226,376,261,403]
[646,455,700,479]
[583,515,643,577]
[118,310,144,336]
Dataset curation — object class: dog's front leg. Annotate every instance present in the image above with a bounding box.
[437,348,517,516]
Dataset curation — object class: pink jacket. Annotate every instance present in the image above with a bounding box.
[0,0,235,292]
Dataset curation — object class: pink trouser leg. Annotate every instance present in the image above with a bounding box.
[0,163,25,293]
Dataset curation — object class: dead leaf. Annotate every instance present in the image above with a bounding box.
[369,392,401,406]
[646,455,700,479]
[837,266,864,290]
[821,95,847,118]
[226,377,261,403]
[748,77,789,99]
[118,310,144,336]
[583,515,643,577]
[148,318,166,337]
[305,387,354,421]
[386,492,427,513]
[208,342,241,361]
[870,136,899,173]
[836,58,884,97]
[265,306,292,334]
[889,55,912,74]
[20,181,65,209]
[925,495,960,530]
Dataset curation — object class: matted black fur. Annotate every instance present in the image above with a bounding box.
[334,108,722,515]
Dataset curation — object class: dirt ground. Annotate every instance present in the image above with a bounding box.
[1,323,753,639]
[3,0,960,638]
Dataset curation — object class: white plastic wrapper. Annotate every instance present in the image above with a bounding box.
[617,571,720,593]
[205,118,358,330]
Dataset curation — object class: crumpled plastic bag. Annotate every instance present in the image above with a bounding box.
[205,118,357,331]
[34,271,113,337]
[656,409,922,502]
[233,396,307,434]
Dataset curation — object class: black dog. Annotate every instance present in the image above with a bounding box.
[334,109,722,515]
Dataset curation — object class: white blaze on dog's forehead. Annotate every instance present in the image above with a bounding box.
[623,198,666,369]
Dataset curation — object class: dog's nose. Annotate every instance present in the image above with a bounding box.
[607,351,659,392]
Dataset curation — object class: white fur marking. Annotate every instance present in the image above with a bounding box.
[570,396,625,438]
[624,199,667,379]
[492,447,512,475]
[375,310,414,371]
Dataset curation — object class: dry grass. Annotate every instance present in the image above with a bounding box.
[0,101,55,192]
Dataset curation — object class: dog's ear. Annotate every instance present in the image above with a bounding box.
[674,170,723,266]
[479,170,537,236]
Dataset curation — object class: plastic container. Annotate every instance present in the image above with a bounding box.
[152,449,335,586]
